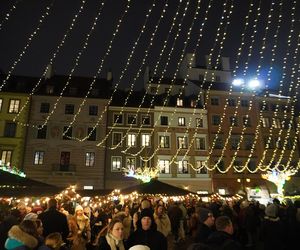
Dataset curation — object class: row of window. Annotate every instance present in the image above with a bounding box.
[40,103,99,116]
[211,115,251,127]
[261,117,292,129]
[160,116,204,127]
[211,97,250,107]
[113,114,151,126]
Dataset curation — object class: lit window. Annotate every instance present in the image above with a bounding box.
[65,104,74,114]
[159,135,170,148]
[177,136,188,149]
[158,160,170,174]
[178,117,185,126]
[196,160,207,174]
[127,134,136,147]
[111,156,122,172]
[85,152,95,167]
[178,160,188,174]
[34,151,44,165]
[112,132,122,146]
[177,98,183,107]
[1,150,12,164]
[8,99,20,113]
[273,118,281,128]
[141,134,150,147]
[195,137,206,150]
[0,98,3,111]
[218,189,226,195]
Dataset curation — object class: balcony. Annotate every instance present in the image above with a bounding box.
[52,164,76,176]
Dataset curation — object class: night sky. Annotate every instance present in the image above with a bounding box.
[0,0,299,91]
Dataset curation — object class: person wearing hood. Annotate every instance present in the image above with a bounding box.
[126,208,167,250]
[5,220,38,250]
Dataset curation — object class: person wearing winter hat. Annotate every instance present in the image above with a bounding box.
[73,204,91,249]
[129,245,150,250]
[38,198,69,242]
[126,208,167,250]
[193,208,215,243]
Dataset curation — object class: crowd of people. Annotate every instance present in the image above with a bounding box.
[0,196,300,250]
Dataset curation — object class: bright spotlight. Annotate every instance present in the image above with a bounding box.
[248,79,261,89]
[232,78,244,86]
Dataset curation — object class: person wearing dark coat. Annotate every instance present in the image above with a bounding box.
[188,216,241,250]
[126,208,167,250]
[38,198,69,242]
[193,208,215,243]
[0,209,21,249]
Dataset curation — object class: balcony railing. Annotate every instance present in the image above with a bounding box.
[52,164,76,176]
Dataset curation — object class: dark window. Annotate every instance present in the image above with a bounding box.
[60,152,70,171]
[231,136,240,150]
[69,87,77,95]
[40,103,50,113]
[244,137,253,150]
[63,126,72,140]
[89,105,98,116]
[4,122,16,137]
[243,116,251,127]
[112,133,122,145]
[113,114,123,124]
[141,115,150,125]
[211,97,219,105]
[161,116,168,125]
[260,102,268,111]
[227,98,236,107]
[229,116,238,126]
[87,127,96,141]
[215,160,225,173]
[37,126,47,139]
[127,114,137,125]
[241,99,249,107]
[215,75,221,82]
[212,115,221,125]
[199,74,204,81]
[271,104,277,111]
[65,104,74,114]
[214,138,223,149]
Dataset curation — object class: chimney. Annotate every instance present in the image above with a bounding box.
[221,57,230,71]
[45,64,54,79]
[107,69,113,81]
[205,55,212,69]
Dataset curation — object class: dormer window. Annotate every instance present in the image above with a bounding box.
[177,98,183,107]
[46,85,54,94]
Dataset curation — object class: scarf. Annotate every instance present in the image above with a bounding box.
[105,233,125,250]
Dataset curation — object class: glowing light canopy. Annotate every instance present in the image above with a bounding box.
[123,166,159,183]
[261,169,297,196]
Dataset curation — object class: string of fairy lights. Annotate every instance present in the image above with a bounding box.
[13,0,88,126]
[170,0,235,172]
[0,0,299,186]
[0,0,21,31]
[62,0,157,141]
[38,0,108,130]
[107,0,193,151]
[211,0,276,173]
[0,0,55,91]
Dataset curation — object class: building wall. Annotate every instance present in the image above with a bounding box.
[0,92,30,170]
[23,95,108,189]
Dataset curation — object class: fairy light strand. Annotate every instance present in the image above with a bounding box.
[0,0,21,31]
[0,0,55,91]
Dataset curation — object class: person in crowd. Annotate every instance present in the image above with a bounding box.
[128,245,150,250]
[260,203,285,250]
[73,205,91,249]
[126,208,167,250]
[23,213,44,248]
[119,206,133,240]
[153,204,171,237]
[206,216,241,250]
[132,199,152,231]
[0,209,21,249]
[38,232,68,250]
[96,217,125,250]
[5,220,38,250]
[38,198,69,242]
[167,201,183,244]
[193,208,215,243]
